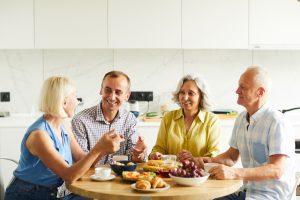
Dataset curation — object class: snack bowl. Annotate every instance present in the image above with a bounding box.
[169,172,210,186]
[110,160,137,176]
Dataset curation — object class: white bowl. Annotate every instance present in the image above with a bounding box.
[203,163,219,172]
[169,172,210,186]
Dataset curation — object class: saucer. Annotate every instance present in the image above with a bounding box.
[90,174,115,181]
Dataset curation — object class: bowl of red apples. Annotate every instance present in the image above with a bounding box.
[169,159,209,186]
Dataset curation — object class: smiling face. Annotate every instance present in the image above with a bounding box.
[100,75,130,113]
[178,80,201,113]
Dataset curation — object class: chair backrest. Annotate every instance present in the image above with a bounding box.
[290,172,300,200]
[0,158,18,200]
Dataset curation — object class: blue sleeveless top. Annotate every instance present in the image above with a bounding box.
[14,116,73,187]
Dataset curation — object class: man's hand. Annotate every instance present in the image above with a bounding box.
[209,164,238,180]
[94,129,125,155]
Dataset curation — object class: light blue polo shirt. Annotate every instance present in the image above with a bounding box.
[230,103,295,200]
[14,115,73,187]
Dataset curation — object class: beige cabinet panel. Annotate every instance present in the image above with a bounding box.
[0,0,34,48]
[249,0,300,49]
[35,0,107,48]
[182,0,248,49]
[108,0,181,48]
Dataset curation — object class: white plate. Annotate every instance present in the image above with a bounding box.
[131,183,170,192]
[90,174,115,181]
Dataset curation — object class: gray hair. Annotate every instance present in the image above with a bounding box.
[172,74,213,111]
[246,66,272,92]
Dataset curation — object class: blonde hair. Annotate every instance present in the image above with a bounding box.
[172,74,213,111]
[39,76,76,118]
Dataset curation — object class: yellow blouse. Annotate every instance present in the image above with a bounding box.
[151,109,221,158]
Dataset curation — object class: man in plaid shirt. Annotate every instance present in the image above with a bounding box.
[72,71,147,164]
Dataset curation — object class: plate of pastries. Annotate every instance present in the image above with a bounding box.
[143,160,175,171]
[131,177,170,192]
[122,171,156,181]
[143,160,180,178]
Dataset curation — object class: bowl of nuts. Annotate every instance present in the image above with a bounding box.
[110,160,137,176]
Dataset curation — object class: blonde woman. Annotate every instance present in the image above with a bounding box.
[5,76,124,200]
[149,75,221,162]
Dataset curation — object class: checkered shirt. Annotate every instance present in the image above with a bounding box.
[72,102,138,164]
[229,103,296,200]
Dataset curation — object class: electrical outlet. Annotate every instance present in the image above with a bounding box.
[77,97,84,106]
[129,91,153,102]
[0,92,10,102]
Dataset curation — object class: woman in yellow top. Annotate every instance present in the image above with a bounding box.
[149,75,221,161]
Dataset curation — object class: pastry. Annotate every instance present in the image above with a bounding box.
[151,177,166,188]
[136,180,151,190]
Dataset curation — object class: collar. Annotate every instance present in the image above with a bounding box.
[249,103,270,123]
[96,101,122,123]
[174,108,205,123]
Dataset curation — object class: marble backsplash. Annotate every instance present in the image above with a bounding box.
[0,49,300,115]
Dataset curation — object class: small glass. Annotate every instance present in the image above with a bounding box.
[161,155,177,166]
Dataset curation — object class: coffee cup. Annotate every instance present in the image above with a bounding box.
[95,167,111,178]
[204,163,219,172]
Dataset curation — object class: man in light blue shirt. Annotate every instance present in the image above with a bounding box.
[198,66,295,200]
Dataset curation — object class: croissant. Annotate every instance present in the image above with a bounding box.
[136,180,151,190]
[151,177,166,188]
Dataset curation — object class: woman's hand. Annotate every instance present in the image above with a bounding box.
[177,149,193,162]
[149,152,163,160]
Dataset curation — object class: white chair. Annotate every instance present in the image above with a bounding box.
[0,158,18,200]
[292,172,300,200]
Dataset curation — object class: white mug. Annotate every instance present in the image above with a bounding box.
[95,167,111,178]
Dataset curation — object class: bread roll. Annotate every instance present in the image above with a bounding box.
[136,180,151,190]
[151,177,166,188]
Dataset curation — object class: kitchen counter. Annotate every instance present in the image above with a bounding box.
[0,114,236,128]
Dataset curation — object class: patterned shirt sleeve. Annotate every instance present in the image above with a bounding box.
[71,115,90,153]
[124,112,139,160]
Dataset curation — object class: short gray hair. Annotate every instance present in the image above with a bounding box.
[172,74,213,111]
[246,66,272,92]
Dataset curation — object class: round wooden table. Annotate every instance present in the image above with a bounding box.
[67,167,242,200]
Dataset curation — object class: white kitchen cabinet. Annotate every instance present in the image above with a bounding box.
[108,0,181,48]
[182,0,248,49]
[0,128,26,161]
[0,0,34,49]
[0,127,26,192]
[249,0,300,49]
[35,0,107,48]
[219,125,233,153]
[138,123,160,157]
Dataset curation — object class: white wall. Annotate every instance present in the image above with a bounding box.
[0,49,300,115]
